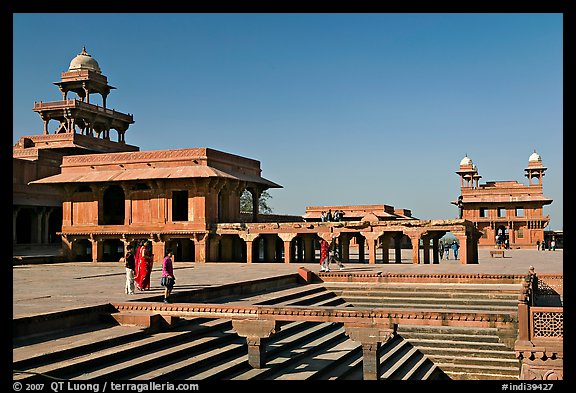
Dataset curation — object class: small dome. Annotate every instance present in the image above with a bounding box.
[529,150,542,162]
[460,155,473,166]
[68,47,101,73]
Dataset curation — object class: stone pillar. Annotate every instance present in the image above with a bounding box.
[341,234,351,263]
[361,233,378,265]
[422,234,431,264]
[90,237,101,263]
[209,235,221,262]
[380,233,392,264]
[394,234,402,263]
[432,236,440,264]
[455,234,468,264]
[232,319,279,369]
[193,233,208,263]
[151,237,164,264]
[358,237,365,263]
[406,232,422,264]
[279,233,296,264]
[345,324,396,380]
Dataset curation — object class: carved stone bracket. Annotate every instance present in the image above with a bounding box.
[232,319,280,369]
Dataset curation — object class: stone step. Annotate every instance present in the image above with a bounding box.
[416,346,517,359]
[436,363,520,380]
[398,324,501,335]
[404,338,511,351]
[425,354,520,368]
[339,294,517,307]
[323,282,522,293]
[400,331,501,343]
[176,321,342,380]
[14,318,233,381]
[348,301,518,312]
[333,289,518,301]
[237,284,328,305]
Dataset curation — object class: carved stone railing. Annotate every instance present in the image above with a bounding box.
[515,268,563,380]
[111,301,517,380]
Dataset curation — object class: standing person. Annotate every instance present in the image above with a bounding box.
[444,242,451,260]
[451,241,459,260]
[551,239,556,251]
[439,241,444,260]
[142,241,154,290]
[541,240,546,251]
[321,211,327,222]
[134,240,145,291]
[536,240,541,251]
[319,238,330,272]
[161,249,176,303]
[326,209,333,222]
[124,245,136,295]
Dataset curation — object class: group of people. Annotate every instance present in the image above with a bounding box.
[320,209,345,222]
[123,241,176,303]
[319,236,345,272]
[536,239,556,251]
[439,240,460,260]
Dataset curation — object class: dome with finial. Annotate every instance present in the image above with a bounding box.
[68,47,101,73]
[460,154,473,166]
[529,150,542,163]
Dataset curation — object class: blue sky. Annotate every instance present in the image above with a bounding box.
[12,13,563,230]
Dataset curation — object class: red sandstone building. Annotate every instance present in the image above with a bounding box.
[15,48,485,265]
[452,154,552,248]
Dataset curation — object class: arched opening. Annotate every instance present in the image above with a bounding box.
[166,238,196,262]
[102,239,124,262]
[101,185,125,225]
[47,208,62,244]
[495,225,509,249]
[73,239,92,261]
[440,232,460,261]
[15,208,34,244]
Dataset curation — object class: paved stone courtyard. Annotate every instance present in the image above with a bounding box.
[13,248,562,319]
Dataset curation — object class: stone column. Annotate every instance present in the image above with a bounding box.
[279,233,296,263]
[432,236,440,264]
[394,234,402,263]
[341,234,351,263]
[380,233,392,264]
[422,234,431,264]
[345,324,396,380]
[193,233,208,263]
[151,237,165,264]
[361,233,380,265]
[405,231,422,264]
[455,234,468,264]
[232,319,279,369]
[209,235,221,262]
[90,236,101,263]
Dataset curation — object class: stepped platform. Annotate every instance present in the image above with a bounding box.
[12,249,562,381]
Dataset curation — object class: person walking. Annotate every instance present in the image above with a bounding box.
[161,249,176,303]
[439,241,444,260]
[451,241,459,260]
[444,242,451,260]
[319,238,330,272]
[124,245,136,295]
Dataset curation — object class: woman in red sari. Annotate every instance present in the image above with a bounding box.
[134,240,149,291]
[140,241,153,290]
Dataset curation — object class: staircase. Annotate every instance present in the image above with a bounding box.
[323,281,521,379]
[13,283,447,381]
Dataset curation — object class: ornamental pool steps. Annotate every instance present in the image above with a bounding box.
[14,274,522,380]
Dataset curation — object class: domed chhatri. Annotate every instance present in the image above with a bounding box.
[68,46,102,74]
[459,155,473,166]
[529,150,542,163]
